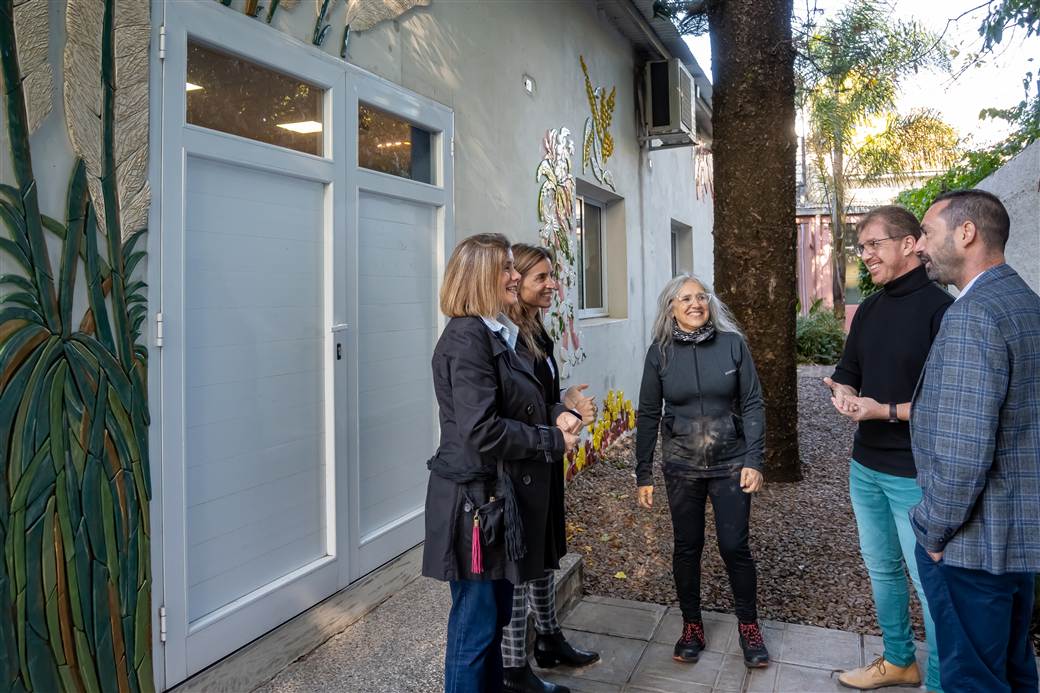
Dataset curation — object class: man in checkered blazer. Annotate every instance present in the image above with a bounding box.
[910,189,1040,693]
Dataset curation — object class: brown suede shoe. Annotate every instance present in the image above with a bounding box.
[838,656,921,690]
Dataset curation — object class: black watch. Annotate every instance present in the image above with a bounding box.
[888,403,899,423]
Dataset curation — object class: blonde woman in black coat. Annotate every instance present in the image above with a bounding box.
[423,233,582,693]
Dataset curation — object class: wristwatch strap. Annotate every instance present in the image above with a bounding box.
[889,403,898,423]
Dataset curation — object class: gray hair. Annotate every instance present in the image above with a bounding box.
[651,274,745,368]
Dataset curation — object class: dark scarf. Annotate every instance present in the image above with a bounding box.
[672,319,716,344]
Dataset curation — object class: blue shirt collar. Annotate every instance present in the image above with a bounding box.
[481,314,519,351]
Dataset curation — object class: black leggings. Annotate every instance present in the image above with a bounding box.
[664,472,758,623]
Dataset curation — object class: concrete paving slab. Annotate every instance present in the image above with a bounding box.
[582,594,670,614]
[532,670,623,693]
[629,643,726,690]
[745,661,779,692]
[533,629,647,685]
[563,599,665,641]
[714,654,751,691]
[774,662,847,692]
[778,623,861,670]
[651,608,734,653]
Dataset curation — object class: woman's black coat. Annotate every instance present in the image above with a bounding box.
[422,317,568,584]
[519,326,568,567]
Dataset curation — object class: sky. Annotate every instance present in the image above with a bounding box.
[684,0,1037,148]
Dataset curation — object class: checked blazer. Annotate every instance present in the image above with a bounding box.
[910,263,1040,574]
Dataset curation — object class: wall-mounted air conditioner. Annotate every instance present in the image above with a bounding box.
[643,58,696,149]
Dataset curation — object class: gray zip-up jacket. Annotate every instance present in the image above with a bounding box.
[635,331,765,486]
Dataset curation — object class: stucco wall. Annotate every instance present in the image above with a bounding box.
[265,0,713,400]
[978,140,1040,294]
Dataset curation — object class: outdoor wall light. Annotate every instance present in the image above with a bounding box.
[277,120,323,133]
[185,82,203,91]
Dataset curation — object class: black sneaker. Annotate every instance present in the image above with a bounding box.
[673,621,706,663]
[737,621,770,668]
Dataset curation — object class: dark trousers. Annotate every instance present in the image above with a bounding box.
[915,543,1039,693]
[664,473,758,623]
[445,579,514,693]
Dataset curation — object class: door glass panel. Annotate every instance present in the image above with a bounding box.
[186,41,324,156]
[358,104,433,183]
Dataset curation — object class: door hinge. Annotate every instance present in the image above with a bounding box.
[450,136,454,158]
[158,605,167,643]
[155,312,164,349]
[158,24,166,61]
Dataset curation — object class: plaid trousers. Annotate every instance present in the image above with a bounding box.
[501,570,561,668]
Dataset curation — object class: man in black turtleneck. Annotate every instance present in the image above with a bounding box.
[822,206,952,693]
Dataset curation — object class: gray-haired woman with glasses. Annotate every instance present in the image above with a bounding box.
[635,274,770,670]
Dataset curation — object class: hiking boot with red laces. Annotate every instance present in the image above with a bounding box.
[737,622,770,668]
[673,621,706,663]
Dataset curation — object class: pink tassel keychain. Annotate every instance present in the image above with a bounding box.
[471,513,483,574]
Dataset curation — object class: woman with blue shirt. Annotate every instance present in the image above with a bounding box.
[423,233,581,693]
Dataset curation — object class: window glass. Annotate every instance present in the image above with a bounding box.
[186,41,324,156]
[358,104,433,183]
[577,197,604,311]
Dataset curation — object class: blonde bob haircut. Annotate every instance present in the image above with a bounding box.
[440,233,513,318]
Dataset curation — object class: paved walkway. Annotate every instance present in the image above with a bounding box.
[258,575,944,693]
[540,595,927,692]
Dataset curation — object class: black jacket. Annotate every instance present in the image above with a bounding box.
[518,325,568,568]
[422,317,567,584]
[831,264,952,477]
[635,330,765,485]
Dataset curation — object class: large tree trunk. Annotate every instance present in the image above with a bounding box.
[829,143,846,321]
[708,0,800,481]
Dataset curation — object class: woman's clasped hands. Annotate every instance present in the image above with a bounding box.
[556,411,583,453]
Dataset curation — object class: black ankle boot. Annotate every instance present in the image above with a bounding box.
[503,663,570,693]
[737,621,770,668]
[533,630,600,668]
[673,620,706,663]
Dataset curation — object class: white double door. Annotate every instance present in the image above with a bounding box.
[154,2,453,687]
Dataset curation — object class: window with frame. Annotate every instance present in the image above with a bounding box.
[576,196,606,316]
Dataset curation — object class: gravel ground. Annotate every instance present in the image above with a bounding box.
[565,364,928,639]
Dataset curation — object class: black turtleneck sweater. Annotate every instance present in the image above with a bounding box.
[831,264,953,477]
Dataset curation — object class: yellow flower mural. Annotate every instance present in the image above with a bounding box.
[564,389,636,481]
[579,55,617,191]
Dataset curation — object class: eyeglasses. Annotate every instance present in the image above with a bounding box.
[677,293,712,305]
[855,236,907,256]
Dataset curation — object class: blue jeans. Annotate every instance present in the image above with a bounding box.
[445,579,514,693]
[849,460,941,691]
[916,544,1038,693]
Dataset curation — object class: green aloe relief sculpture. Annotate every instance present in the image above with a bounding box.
[0,0,153,690]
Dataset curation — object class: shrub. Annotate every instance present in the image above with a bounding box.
[797,299,846,365]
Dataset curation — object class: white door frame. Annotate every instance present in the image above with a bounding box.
[341,63,454,582]
[154,1,455,686]
[157,1,348,684]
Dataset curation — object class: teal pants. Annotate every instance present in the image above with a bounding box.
[849,459,942,692]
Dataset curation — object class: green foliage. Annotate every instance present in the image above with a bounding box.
[651,1,710,36]
[0,0,153,691]
[857,259,880,300]
[796,299,846,364]
[895,148,1006,218]
[794,1,958,314]
[979,0,1040,52]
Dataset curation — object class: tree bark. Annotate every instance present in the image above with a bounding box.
[829,142,846,321]
[708,0,801,481]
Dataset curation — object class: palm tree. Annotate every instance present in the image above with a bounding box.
[798,1,958,319]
